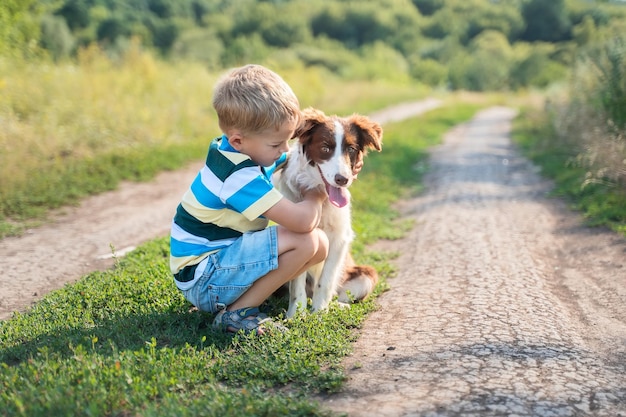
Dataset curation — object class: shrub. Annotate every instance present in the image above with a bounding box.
[550,33,626,190]
[448,31,512,91]
[510,51,567,89]
[40,14,75,61]
[586,35,626,131]
[408,57,448,87]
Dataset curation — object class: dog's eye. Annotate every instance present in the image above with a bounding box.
[347,146,358,155]
[322,145,331,154]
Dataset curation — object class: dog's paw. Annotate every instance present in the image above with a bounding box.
[286,301,307,319]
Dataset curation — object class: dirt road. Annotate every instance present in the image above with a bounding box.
[322,107,626,416]
[0,98,442,321]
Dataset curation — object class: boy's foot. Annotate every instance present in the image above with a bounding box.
[213,307,287,335]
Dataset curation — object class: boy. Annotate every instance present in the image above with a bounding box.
[169,64,329,335]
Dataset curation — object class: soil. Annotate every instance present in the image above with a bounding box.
[2,100,625,415]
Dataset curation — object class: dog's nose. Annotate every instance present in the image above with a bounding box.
[334,174,348,186]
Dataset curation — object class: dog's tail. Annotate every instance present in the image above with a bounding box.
[337,264,378,303]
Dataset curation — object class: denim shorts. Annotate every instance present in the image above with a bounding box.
[181,226,278,313]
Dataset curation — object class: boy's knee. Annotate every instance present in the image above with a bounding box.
[316,229,329,256]
[277,227,327,260]
[310,229,329,263]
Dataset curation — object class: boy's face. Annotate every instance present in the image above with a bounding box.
[229,120,297,167]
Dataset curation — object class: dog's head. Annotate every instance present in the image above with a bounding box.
[294,107,383,207]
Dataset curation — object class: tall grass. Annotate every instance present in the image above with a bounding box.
[0,45,427,237]
[513,105,626,235]
[552,34,626,189]
[514,33,626,235]
[0,44,217,230]
[0,103,481,417]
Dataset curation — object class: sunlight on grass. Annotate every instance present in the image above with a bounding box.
[0,49,429,236]
[512,107,626,235]
[0,102,482,416]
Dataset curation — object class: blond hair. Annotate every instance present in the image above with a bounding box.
[212,64,301,134]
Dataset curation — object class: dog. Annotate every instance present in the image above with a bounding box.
[275,107,383,318]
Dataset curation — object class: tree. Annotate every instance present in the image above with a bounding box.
[150,19,180,53]
[40,14,75,61]
[448,31,512,91]
[410,0,442,16]
[311,4,397,48]
[510,50,566,89]
[96,17,130,44]
[521,0,572,42]
[0,0,44,57]
[55,0,90,31]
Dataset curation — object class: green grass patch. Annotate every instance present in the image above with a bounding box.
[512,108,626,235]
[0,102,481,416]
[0,53,427,238]
[1,140,210,221]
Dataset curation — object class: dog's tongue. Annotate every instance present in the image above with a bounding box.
[327,184,349,208]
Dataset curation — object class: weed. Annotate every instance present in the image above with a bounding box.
[512,107,626,234]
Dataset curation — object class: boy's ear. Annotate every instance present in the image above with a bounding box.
[227,131,244,151]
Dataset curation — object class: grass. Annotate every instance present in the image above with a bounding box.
[0,49,427,237]
[0,102,482,417]
[512,107,626,235]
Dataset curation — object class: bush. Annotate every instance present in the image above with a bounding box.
[355,41,410,81]
[0,0,44,58]
[171,28,224,69]
[521,0,572,42]
[586,35,626,130]
[40,14,75,61]
[550,33,626,191]
[448,31,512,91]
[510,51,567,89]
[408,57,448,87]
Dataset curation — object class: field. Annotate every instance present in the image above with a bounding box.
[0,103,482,416]
[0,48,428,237]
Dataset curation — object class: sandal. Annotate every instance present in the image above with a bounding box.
[212,307,286,335]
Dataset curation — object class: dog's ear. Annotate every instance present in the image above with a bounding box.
[349,115,383,152]
[294,107,327,143]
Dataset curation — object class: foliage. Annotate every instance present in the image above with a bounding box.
[40,14,75,61]
[0,45,427,237]
[407,57,448,87]
[513,107,626,235]
[448,30,513,91]
[0,0,46,58]
[0,44,217,228]
[0,103,481,416]
[410,0,443,16]
[510,49,568,89]
[585,35,626,130]
[520,0,572,42]
[547,31,626,193]
[3,0,623,91]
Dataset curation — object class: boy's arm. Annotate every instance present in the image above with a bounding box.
[264,187,326,233]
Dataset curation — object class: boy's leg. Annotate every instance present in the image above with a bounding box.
[227,227,328,311]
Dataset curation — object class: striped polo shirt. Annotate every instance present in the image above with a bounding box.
[170,135,287,290]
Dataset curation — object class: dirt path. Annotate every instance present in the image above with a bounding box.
[321,107,626,416]
[0,98,442,321]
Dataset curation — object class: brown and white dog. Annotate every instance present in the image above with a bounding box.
[275,107,383,318]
